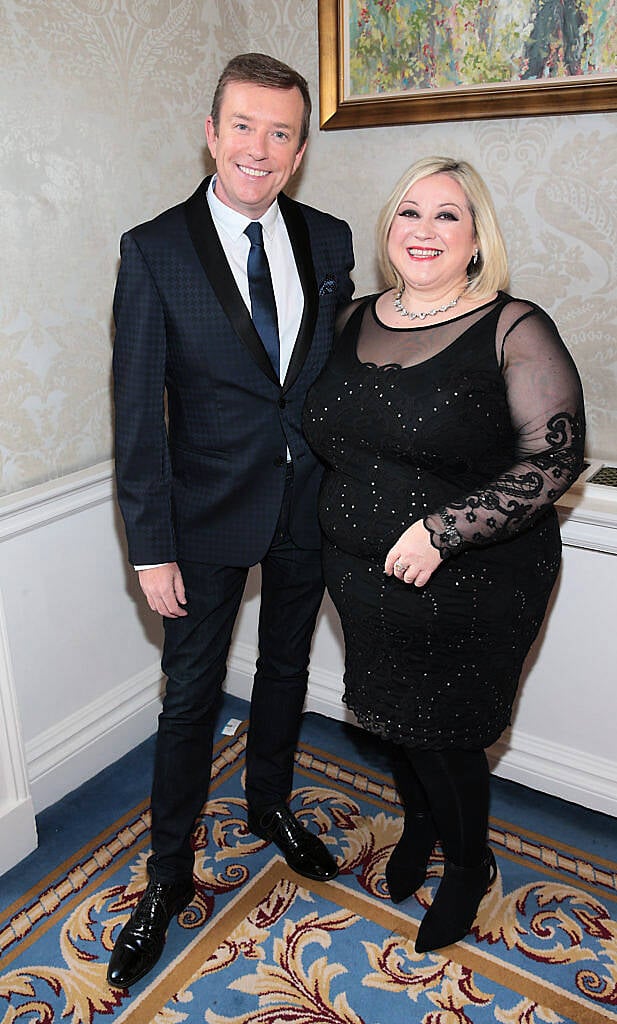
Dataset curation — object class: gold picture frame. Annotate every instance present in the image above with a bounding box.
[318,0,617,129]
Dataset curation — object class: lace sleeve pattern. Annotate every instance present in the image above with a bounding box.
[424,300,586,559]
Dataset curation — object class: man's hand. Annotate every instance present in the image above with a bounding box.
[138,563,188,617]
[384,521,442,588]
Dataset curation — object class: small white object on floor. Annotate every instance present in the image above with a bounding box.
[221,718,243,736]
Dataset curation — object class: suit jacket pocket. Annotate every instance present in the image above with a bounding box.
[170,442,231,484]
[171,440,229,459]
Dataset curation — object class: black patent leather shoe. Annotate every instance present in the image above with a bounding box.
[247,804,338,882]
[107,877,194,989]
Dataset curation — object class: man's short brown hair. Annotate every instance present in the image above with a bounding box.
[211,52,311,150]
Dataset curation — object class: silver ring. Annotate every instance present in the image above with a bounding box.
[394,560,407,572]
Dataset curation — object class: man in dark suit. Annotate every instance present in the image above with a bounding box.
[108,53,354,989]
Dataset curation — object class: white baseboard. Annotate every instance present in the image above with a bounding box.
[228,640,617,818]
[25,647,340,820]
[0,798,38,876]
[488,729,617,818]
[24,641,341,818]
[22,635,617,821]
[0,590,38,874]
[26,663,163,812]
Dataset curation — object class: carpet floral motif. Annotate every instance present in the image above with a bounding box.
[1,735,617,1024]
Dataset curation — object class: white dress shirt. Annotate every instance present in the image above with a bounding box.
[206,176,303,382]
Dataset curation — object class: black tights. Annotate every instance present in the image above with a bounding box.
[392,745,490,867]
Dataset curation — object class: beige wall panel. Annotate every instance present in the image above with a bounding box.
[1,0,615,497]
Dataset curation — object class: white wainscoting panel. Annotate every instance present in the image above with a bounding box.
[26,663,163,812]
[0,462,163,874]
[0,591,38,874]
[0,463,615,881]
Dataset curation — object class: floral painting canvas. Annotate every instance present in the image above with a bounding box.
[348,0,617,98]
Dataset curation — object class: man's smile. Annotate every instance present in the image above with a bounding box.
[238,164,270,177]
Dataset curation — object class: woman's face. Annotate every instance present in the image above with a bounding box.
[387,173,476,297]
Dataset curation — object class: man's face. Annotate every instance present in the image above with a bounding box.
[205,80,307,219]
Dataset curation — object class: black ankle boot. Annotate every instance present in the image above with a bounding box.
[385,812,437,904]
[415,847,497,953]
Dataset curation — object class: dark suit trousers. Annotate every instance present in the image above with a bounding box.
[147,469,324,883]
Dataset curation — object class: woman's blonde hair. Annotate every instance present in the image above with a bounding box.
[376,156,509,297]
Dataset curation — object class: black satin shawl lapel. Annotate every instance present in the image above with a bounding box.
[278,192,318,394]
[183,178,279,386]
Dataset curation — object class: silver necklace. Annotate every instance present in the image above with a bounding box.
[393,289,461,320]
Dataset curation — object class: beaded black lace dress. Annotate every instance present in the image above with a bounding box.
[303,293,585,749]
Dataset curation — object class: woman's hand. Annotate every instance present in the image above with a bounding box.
[384,520,442,587]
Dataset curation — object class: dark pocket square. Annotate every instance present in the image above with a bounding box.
[319,276,337,296]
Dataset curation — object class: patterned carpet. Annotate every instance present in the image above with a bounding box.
[2,697,617,1024]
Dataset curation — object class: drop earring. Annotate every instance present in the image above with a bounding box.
[472,249,479,266]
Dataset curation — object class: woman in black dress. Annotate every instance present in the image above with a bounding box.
[303,157,585,953]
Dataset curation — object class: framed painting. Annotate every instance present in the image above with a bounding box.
[318,0,617,128]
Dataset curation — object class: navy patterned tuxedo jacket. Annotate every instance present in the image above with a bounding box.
[113,176,355,567]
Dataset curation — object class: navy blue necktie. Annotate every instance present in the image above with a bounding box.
[245,221,280,377]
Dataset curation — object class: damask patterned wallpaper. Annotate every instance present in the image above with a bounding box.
[1,0,615,496]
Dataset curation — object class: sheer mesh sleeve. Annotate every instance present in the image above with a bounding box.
[335,297,368,339]
[424,300,586,558]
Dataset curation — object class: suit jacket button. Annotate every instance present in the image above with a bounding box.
[273,455,285,467]
[278,397,286,408]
